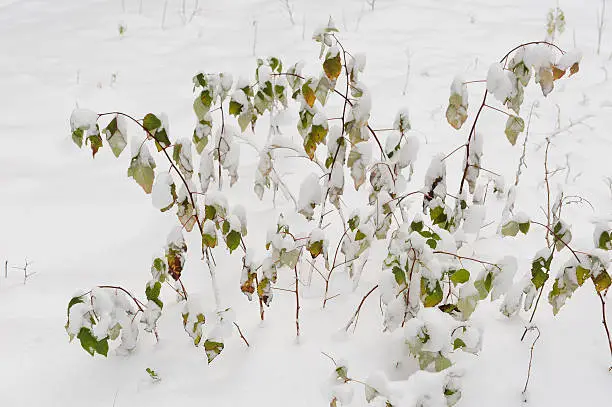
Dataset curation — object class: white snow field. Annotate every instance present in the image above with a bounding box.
[1,0,612,406]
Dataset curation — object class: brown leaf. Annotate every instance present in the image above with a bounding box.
[569,62,580,76]
[552,66,566,80]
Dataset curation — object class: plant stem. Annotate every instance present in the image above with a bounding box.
[522,325,541,396]
[233,322,250,347]
[597,291,612,361]
[344,285,379,332]
[294,265,300,337]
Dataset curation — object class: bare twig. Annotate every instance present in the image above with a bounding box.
[544,138,552,247]
[596,291,612,363]
[597,0,607,55]
[522,325,541,396]
[233,322,250,347]
[279,0,295,25]
[344,285,379,332]
[294,265,300,337]
[515,102,536,186]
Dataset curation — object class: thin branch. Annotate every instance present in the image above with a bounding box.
[522,325,541,396]
[233,322,250,347]
[344,285,379,332]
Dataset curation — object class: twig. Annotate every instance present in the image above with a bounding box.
[515,102,536,186]
[458,41,565,195]
[432,251,500,269]
[596,291,612,363]
[544,138,552,247]
[233,322,250,347]
[597,0,607,55]
[344,285,379,332]
[294,265,301,337]
[522,325,541,396]
[279,0,295,25]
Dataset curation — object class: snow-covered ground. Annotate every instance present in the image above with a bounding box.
[1,0,611,406]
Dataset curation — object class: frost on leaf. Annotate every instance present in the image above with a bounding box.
[143,113,171,151]
[166,228,187,280]
[304,112,329,159]
[128,145,156,194]
[204,339,224,363]
[348,142,371,190]
[445,77,468,130]
[535,67,554,97]
[103,115,128,158]
[182,304,206,346]
[152,172,177,212]
[323,47,342,81]
[551,219,572,252]
[504,115,524,146]
[487,63,515,103]
[172,138,194,177]
[298,173,322,220]
[70,108,101,155]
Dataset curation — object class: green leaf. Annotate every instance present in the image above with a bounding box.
[421,278,443,307]
[531,268,549,289]
[576,265,591,286]
[519,222,530,234]
[593,271,612,292]
[410,221,423,232]
[204,340,224,363]
[430,206,448,227]
[127,154,156,194]
[77,327,108,357]
[108,323,122,340]
[501,221,519,237]
[204,205,217,220]
[393,266,406,286]
[226,230,241,253]
[449,269,470,285]
[355,230,366,241]
[453,338,467,350]
[348,215,360,231]
[229,100,243,116]
[439,304,460,314]
[143,113,162,131]
[434,355,452,372]
[308,240,323,258]
[504,115,525,146]
[146,281,162,301]
[474,272,493,299]
[335,366,348,381]
[154,128,171,151]
[200,89,213,109]
[598,231,611,250]
[426,238,437,249]
[67,296,84,317]
[202,233,217,248]
[146,367,160,381]
[279,249,300,269]
[104,117,127,158]
[72,128,84,147]
[86,134,103,158]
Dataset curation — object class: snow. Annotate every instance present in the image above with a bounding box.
[151,172,174,210]
[1,1,612,407]
[69,108,98,133]
[487,63,516,102]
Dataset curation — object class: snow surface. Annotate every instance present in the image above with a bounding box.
[1,0,612,406]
